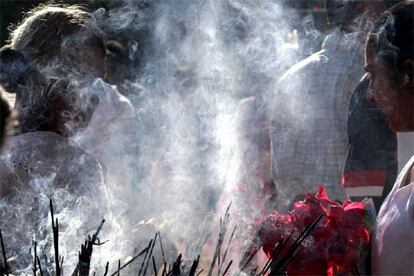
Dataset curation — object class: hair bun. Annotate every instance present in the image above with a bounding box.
[0,45,30,93]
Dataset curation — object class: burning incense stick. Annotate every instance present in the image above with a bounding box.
[143,233,158,276]
[138,239,153,276]
[104,262,109,276]
[0,228,8,276]
[33,241,37,276]
[49,199,61,276]
[259,213,324,276]
[72,219,106,276]
[188,255,200,276]
[208,202,232,276]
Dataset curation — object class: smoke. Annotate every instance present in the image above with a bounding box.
[0,0,299,273]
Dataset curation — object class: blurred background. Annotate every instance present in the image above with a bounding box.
[1,0,404,47]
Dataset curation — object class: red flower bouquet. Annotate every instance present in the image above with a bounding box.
[254,186,369,276]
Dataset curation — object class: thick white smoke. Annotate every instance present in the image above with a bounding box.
[0,0,298,274]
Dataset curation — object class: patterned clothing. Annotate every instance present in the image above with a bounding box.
[271,32,365,209]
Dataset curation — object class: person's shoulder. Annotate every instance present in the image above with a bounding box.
[0,131,104,193]
[395,155,414,189]
[0,158,20,199]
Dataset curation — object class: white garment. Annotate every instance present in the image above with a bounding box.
[0,131,106,268]
[271,32,365,208]
[372,155,414,275]
[0,131,104,198]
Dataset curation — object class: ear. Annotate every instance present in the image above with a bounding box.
[0,45,30,93]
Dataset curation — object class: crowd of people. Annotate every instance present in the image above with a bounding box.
[0,0,413,274]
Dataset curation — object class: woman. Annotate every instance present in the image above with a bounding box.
[0,5,134,267]
[0,5,135,195]
[363,1,414,274]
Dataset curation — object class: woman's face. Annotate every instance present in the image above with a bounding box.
[43,33,106,136]
[365,43,414,132]
[44,81,100,137]
[62,32,107,80]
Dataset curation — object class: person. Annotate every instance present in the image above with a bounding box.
[0,5,135,189]
[363,1,414,274]
[2,6,107,135]
[0,5,135,267]
[271,0,385,210]
[342,0,413,212]
[0,5,111,196]
[342,74,398,210]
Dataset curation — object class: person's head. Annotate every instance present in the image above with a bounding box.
[365,1,414,131]
[9,5,106,79]
[0,5,107,136]
[326,0,386,32]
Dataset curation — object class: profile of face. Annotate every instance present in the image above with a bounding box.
[61,31,107,80]
[365,36,414,132]
[1,7,110,137]
[43,36,108,137]
[42,80,101,137]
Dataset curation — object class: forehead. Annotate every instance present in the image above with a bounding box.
[364,31,394,61]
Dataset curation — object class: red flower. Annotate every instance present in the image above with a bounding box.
[256,186,369,276]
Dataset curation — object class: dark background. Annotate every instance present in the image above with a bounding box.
[0,0,404,47]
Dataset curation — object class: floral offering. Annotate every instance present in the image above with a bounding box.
[256,186,369,276]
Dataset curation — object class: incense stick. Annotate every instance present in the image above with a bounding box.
[36,256,43,276]
[0,228,8,276]
[158,232,166,264]
[222,260,233,276]
[152,256,157,275]
[208,202,231,276]
[110,245,150,276]
[72,219,106,276]
[266,213,324,275]
[138,239,153,276]
[33,241,37,276]
[189,255,200,276]
[219,225,236,273]
[143,233,158,276]
[50,199,61,276]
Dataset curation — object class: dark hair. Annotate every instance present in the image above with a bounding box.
[0,5,105,93]
[105,40,129,84]
[10,5,104,65]
[0,45,30,92]
[326,0,381,30]
[368,1,414,74]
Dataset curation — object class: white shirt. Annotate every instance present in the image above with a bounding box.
[372,155,414,275]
